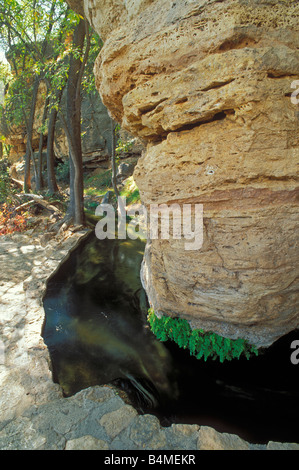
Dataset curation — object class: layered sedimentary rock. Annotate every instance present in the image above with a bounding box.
[69,0,299,347]
[2,81,48,162]
[2,78,113,164]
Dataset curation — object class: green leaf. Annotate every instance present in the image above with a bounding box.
[147,309,259,363]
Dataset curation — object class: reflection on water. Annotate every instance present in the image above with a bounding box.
[42,232,176,407]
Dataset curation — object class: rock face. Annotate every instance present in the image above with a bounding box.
[2,80,113,164]
[54,91,113,160]
[71,0,299,348]
[2,81,48,163]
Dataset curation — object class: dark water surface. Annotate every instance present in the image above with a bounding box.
[42,232,299,444]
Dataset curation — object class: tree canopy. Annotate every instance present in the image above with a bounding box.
[0,0,104,225]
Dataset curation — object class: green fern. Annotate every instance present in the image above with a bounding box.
[147,308,258,363]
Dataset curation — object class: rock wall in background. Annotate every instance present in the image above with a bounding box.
[2,79,113,170]
[68,0,299,348]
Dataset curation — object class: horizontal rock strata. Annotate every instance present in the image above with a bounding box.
[68,0,299,347]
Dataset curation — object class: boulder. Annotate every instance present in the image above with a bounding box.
[197,426,249,450]
[69,0,299,347]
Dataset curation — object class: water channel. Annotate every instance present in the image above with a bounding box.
[42,231,299,444]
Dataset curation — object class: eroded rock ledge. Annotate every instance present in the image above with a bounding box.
[68,0,299,348]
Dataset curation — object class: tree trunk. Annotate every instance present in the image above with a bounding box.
[65,18,89,225]
[36,96,49,191]
[111,118,119,198]
[46,106,59,194]
[24,75,40,193]
[46,84,65,195]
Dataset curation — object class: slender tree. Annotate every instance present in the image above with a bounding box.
[0,0,68,192]
[62,17,91,225]
[111,118,119,198]
[0,0,101,225]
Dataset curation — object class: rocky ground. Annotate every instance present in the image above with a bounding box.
[0,228,298,450]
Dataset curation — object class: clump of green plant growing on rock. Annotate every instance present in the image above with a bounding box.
[147,308,259,363]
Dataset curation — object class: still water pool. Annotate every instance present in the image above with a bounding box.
[43,231,299,444]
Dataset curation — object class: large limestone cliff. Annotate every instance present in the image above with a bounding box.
[68,0,299,348]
